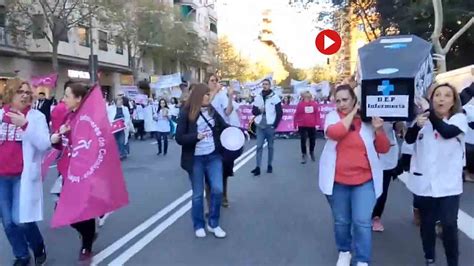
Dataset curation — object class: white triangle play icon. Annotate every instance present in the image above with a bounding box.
[324,35,335,50]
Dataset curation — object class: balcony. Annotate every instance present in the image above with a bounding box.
[0,27,5,46]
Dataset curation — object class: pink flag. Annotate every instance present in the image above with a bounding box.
[41,149,60,181]
[51,85,129,228]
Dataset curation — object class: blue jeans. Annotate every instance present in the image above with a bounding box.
[190,153,223,230]
[256,126,275,168]
[326,180,376,264]
[114,131,127,157]
[0,176,45,260]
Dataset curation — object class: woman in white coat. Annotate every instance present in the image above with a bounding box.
[319,85,390,266]
[107,97,132,159]
[0,79,50,266]
[405,83,467,266]
[144,98,159,139]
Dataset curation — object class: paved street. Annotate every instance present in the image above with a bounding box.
[1,138,473,266]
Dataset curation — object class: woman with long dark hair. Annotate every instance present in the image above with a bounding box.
[50,82,98,263]
[405,83,467,266]
[156,98,170,155]
[175,83,228,238]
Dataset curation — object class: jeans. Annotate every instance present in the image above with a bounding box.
[372,170,394,218]
[415,195,460,266]
[0,176,45,260]
[256,126,275,168]
[114,131,127,157]
[326,180,376,264]
[190,153,223,230]
[156,132,169,154]
[298,127,316,155]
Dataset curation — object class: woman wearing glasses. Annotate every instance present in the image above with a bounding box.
[319,85,390,266]
[0,79,50,266]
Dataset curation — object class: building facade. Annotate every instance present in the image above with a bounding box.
[0,1,132,100]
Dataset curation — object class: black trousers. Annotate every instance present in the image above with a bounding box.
[415,195,460,266]
[70,219,96,251]
[466,143,474,173]
[298,127,316,155]
[156,132,169,154]
[133,120,145,139]
[372,169,394,218]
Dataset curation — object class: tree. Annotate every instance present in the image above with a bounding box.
[430,0,473,72]
[7,0,96,72]
[216,36,249,80]
[377,0,474,72]
[102,0,205,79]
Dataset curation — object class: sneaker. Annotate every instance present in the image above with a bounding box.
[34,246,47,266]
[425,259,436,265]
[98,213,111,227]
[78,249,93,263]
[372,217,384,232]
[207,225,227,238]
[356,262,368,266]
[222,197,230,208]
[251,167,261,176]
[336,251,351,266]
[13,258,30,266]
[301,155,307,164]
[267,165,273,174]
[195,228,206,238]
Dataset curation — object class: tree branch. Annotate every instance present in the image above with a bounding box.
[442,17,474,54]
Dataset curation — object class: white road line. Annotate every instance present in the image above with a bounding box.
[108,149,258,265]
[398,173,474,240]
[108,201,193,266]
[92,191,192,265]
[93,145,258,264]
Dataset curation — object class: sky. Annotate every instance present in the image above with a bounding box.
[215,0,331,69]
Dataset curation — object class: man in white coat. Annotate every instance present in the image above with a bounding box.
[0,80,51,266]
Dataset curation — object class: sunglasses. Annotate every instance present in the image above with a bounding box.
[16,89,33,96]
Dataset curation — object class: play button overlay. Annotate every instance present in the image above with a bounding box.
[315,29,342,55]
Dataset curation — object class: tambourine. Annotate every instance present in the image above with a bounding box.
[220,127,245,162]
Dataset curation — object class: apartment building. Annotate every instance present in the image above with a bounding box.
[0,0,132,100]
[172,0,218,82]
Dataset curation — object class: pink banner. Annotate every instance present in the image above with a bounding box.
[51,85,129,228]
[30,73,58,89]
[238,103,336,132]
[111,119,126,134]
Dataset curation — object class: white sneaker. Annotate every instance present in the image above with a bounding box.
[336,251,352,266]
[195,228,206,238]
[98,213,111,227]
[206,225,227,238]
[356,263,368,266]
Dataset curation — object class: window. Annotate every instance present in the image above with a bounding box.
[78,26,90,47]
[115,36,123,54]
[98,30,108,51]
[210,22,217,34]
[54,16,69,42]
[0,5,6,28]
[31,15,46,39]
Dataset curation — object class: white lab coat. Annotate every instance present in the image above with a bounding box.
[107,105,133,144]
[0,109,51,223]
[144,104,159,132]
[319,111,384,198]
[407,113,468,197]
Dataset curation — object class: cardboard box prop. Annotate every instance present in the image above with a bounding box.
[357,35,434,121]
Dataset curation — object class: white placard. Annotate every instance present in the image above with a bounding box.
[366,95,409,117]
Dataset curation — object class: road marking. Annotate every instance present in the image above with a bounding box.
[93,145,258,264]
[108,201,193,266]
[398,173,474,240]
[108,148,258,265]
